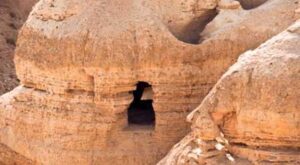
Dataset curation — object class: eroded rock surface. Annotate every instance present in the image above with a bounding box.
[0,0,298,164]
[159,20,300,165]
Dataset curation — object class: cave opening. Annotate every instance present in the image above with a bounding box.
[237,0,268,10]
[127,81,155,127]
[166,9,217,44]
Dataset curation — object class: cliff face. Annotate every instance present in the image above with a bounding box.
[0,0,298,164]
[159,20,300,165]
[0,0,37,95]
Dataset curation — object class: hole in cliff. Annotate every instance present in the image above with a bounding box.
[237,0,268,9]
[127,82,155,126]
[167,10,217,44]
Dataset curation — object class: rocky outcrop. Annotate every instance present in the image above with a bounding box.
[0,0,298,164]
[158,20,300,165]
[0,0,37,95]
[0,143,36,165]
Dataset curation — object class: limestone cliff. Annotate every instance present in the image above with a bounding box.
[0,0,298,164]
[159,20,300,165]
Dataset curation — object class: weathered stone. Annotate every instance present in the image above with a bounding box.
[159,20,300,165]
[0,0,298,164]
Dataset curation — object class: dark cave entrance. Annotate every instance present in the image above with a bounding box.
[127,82,155,126]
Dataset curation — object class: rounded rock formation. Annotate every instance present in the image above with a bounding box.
[0,0,299,164]
[159,20,300,165]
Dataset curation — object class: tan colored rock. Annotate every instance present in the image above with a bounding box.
[159,20,300,165]
[0,0,298,164]
[0,143,36,165]
[218,0,242,10]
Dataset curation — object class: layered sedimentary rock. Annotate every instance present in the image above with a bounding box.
[0,0,298,164]
[0,143,35,165]
[159,20,300,165]
[0,0,37,94]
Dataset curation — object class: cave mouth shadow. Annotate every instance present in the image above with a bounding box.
[237,0,268,10]
[127,81,155,127]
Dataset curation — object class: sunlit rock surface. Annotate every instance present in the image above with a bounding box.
[159,20,300,165]
[0,0,298,164]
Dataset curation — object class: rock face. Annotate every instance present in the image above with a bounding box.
[158,20,300,165]
[0,0,298,164]
[0,143,35,165]
[0,0,37,95]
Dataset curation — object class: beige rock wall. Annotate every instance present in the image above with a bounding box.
[0,0,298,164]
[159,20,300,165]
[0,143,36,165]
